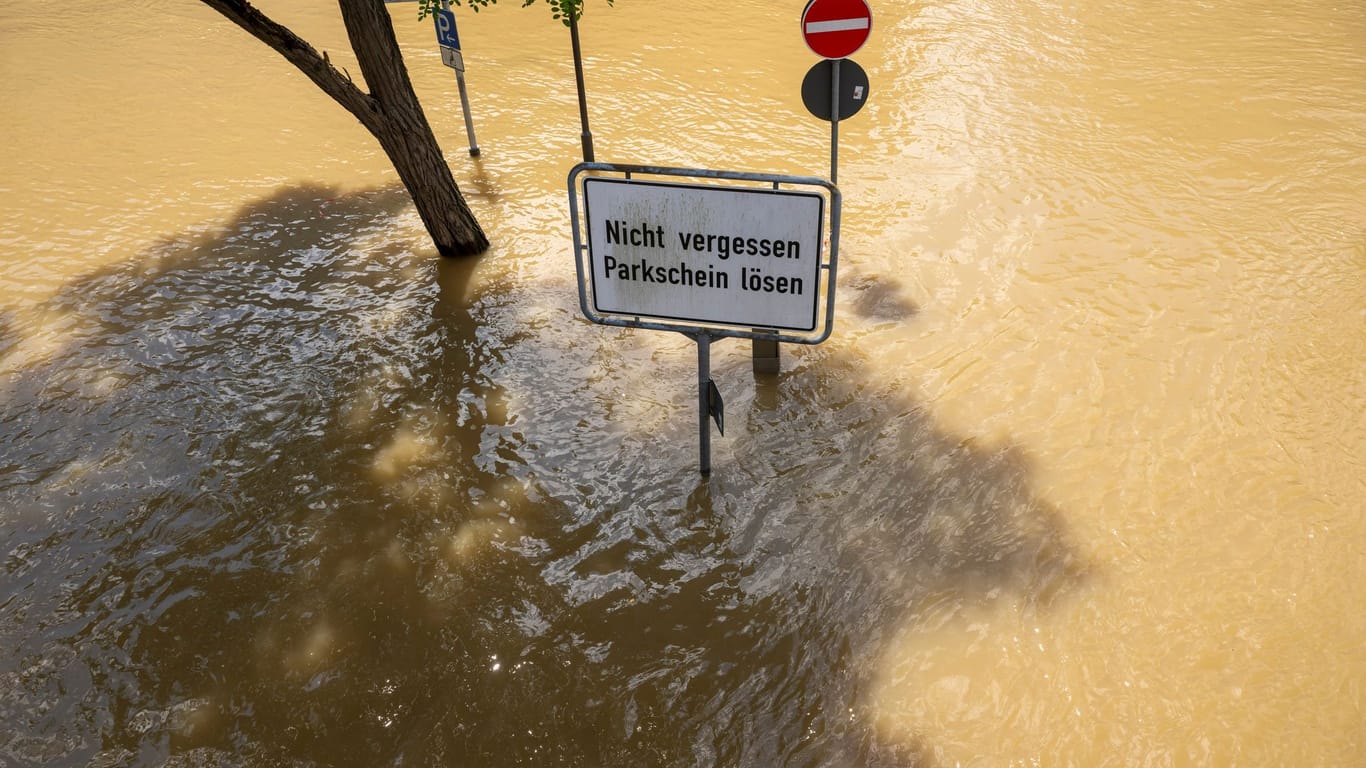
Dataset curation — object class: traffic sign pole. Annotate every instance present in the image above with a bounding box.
[697,333,712,475]
[801,0,872,182]
[569,12,594,162]
[439,1,480,157]
[830,58,840,184]
[455,68,480,157]
[795,0,871,369]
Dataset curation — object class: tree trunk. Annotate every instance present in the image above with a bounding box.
[338,0,488,256]
[198,0,489,256]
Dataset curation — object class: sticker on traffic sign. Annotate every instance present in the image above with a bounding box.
[801,0,872,60]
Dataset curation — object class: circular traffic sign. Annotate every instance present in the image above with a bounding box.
[801,0,872,60]
[800,59,870,121]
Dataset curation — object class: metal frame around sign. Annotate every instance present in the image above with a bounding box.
[568,162,842,345]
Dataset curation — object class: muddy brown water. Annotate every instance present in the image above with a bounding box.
[1,0,1363,765]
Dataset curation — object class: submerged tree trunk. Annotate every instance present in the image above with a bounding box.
[199,0,489,256]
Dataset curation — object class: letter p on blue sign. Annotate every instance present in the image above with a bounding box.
[435,9,460,50]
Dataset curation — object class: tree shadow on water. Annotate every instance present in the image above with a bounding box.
[0,310,14,361]
[512,339,1091,767]
[0,178,1090,768]
[0,182,511,766]
[0,182,414,519]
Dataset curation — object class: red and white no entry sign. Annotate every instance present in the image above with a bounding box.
[801,0,872,60]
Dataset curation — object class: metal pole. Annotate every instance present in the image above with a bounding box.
[697,333,712,475]
[569,12,595,162]
[829,58,841,184]
[441,0,479,156]
[456,70,480,156]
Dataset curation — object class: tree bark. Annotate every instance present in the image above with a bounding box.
[199,0,489,256]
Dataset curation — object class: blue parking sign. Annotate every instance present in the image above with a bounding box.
[434,8,460,50]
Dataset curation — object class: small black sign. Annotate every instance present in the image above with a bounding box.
[708,379,724,436]
[801,58,870,122]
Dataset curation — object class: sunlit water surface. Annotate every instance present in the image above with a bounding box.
[1,0,1363,765]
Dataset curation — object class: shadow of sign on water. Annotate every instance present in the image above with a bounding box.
[0,185,1088,767]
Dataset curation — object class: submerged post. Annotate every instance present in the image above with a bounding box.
[437,0,479,156]
[752,333,780,374]
[697,333,712,474]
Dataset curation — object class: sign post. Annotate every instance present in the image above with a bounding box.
[436,2,480,156]
[696,333,715,473]
[569,163,842,474]
[569,12,595,162]
[830,58,841,183]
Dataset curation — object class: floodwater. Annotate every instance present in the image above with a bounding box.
[2,0,1363,765]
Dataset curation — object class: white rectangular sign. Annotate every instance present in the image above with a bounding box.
[439,45,464,71]
[583,178,825,331]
